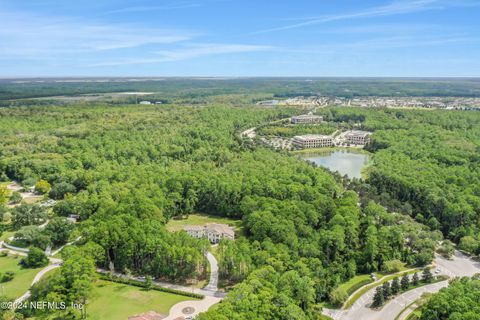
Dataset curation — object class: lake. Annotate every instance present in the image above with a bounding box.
[302,149,370,179]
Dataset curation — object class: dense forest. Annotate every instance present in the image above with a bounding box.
[316,108,480,254]
[1,78,480,100]
[1,81,480,319]
[419,277,480,320]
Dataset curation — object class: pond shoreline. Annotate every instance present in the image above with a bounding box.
[299,149,371,180]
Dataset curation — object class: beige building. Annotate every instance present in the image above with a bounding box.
[291,114,323,124]
[345,130,372,145]
[293,134,333,149]
[184,223,235,244]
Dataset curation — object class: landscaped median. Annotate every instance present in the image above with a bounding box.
[371,272,449,309]
[342,268,422,309]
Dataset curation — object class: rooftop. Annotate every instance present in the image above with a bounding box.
[292,114,323,119]
[184,223,235,237]
[293,134,332,141]
[345,130,372,137]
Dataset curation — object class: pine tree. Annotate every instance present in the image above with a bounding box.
[372,287,384,308]
[401,274,410,291]
[382,281,391,300]
[412,272,419,286]
[422,267,433,283]
[391,277,400,295]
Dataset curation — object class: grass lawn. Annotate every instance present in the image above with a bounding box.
[166,213,244,236]
[22,195,44,204]
[87,280,196,320]
[0,229,15,242]
[338,274,373,295]
[0,254,44,300]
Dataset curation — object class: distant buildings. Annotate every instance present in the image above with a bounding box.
[139,101,163,105]
[257,100,279,106]
[345,130,372,145]
[184,223,235,244]
[293,134,333,149]
[291,114,324,124]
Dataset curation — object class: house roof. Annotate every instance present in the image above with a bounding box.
[184,223,235,237]
[205,223,235,237]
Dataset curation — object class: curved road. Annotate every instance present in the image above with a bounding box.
[324,251,480,320]
[14,263,62,304]
[0,243,63,304]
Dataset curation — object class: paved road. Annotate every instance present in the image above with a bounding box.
[0,244,63,305]
[14,263,62,304]
[324,251,480,320]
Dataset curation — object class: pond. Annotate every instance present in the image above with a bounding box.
[302,149,370,179]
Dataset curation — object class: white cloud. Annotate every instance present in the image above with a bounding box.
[284,35,475,55]
[91,44,273,66]
[0,9,193,58]
[253,0,477,34]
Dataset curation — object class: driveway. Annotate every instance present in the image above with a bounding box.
[204,252,218,291]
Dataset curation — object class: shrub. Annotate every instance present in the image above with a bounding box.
[1,271,15,283]
[34,180,51,194]
[23,247,49,268]
[329,287,348,306]
[9,192,23,204]
[382,259,404,273]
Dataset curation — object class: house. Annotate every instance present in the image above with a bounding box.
[291,114,323,124]
[39,199,57,208]
[184,223,235,244]
[139,101,152,105]
[67,214,80,223]
[293,134,333,149]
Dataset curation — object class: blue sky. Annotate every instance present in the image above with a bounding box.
[0,0,479,77]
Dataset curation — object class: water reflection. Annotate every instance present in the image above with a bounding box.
[302,149,370,179]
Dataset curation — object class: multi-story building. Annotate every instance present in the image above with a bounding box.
[291,114,324,124]
[184,223,235,244]
[293,134,333,149]
[345,130,372,145]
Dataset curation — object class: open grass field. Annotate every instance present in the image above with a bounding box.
[87,280,196,320]
[166,213,243,236]
[0,254,43,299]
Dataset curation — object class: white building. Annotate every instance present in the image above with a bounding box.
[139,101,152,105]
[184,223,235,244]
[345,130,372,145]
[291,114,323,124]
[293,134,333,149]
